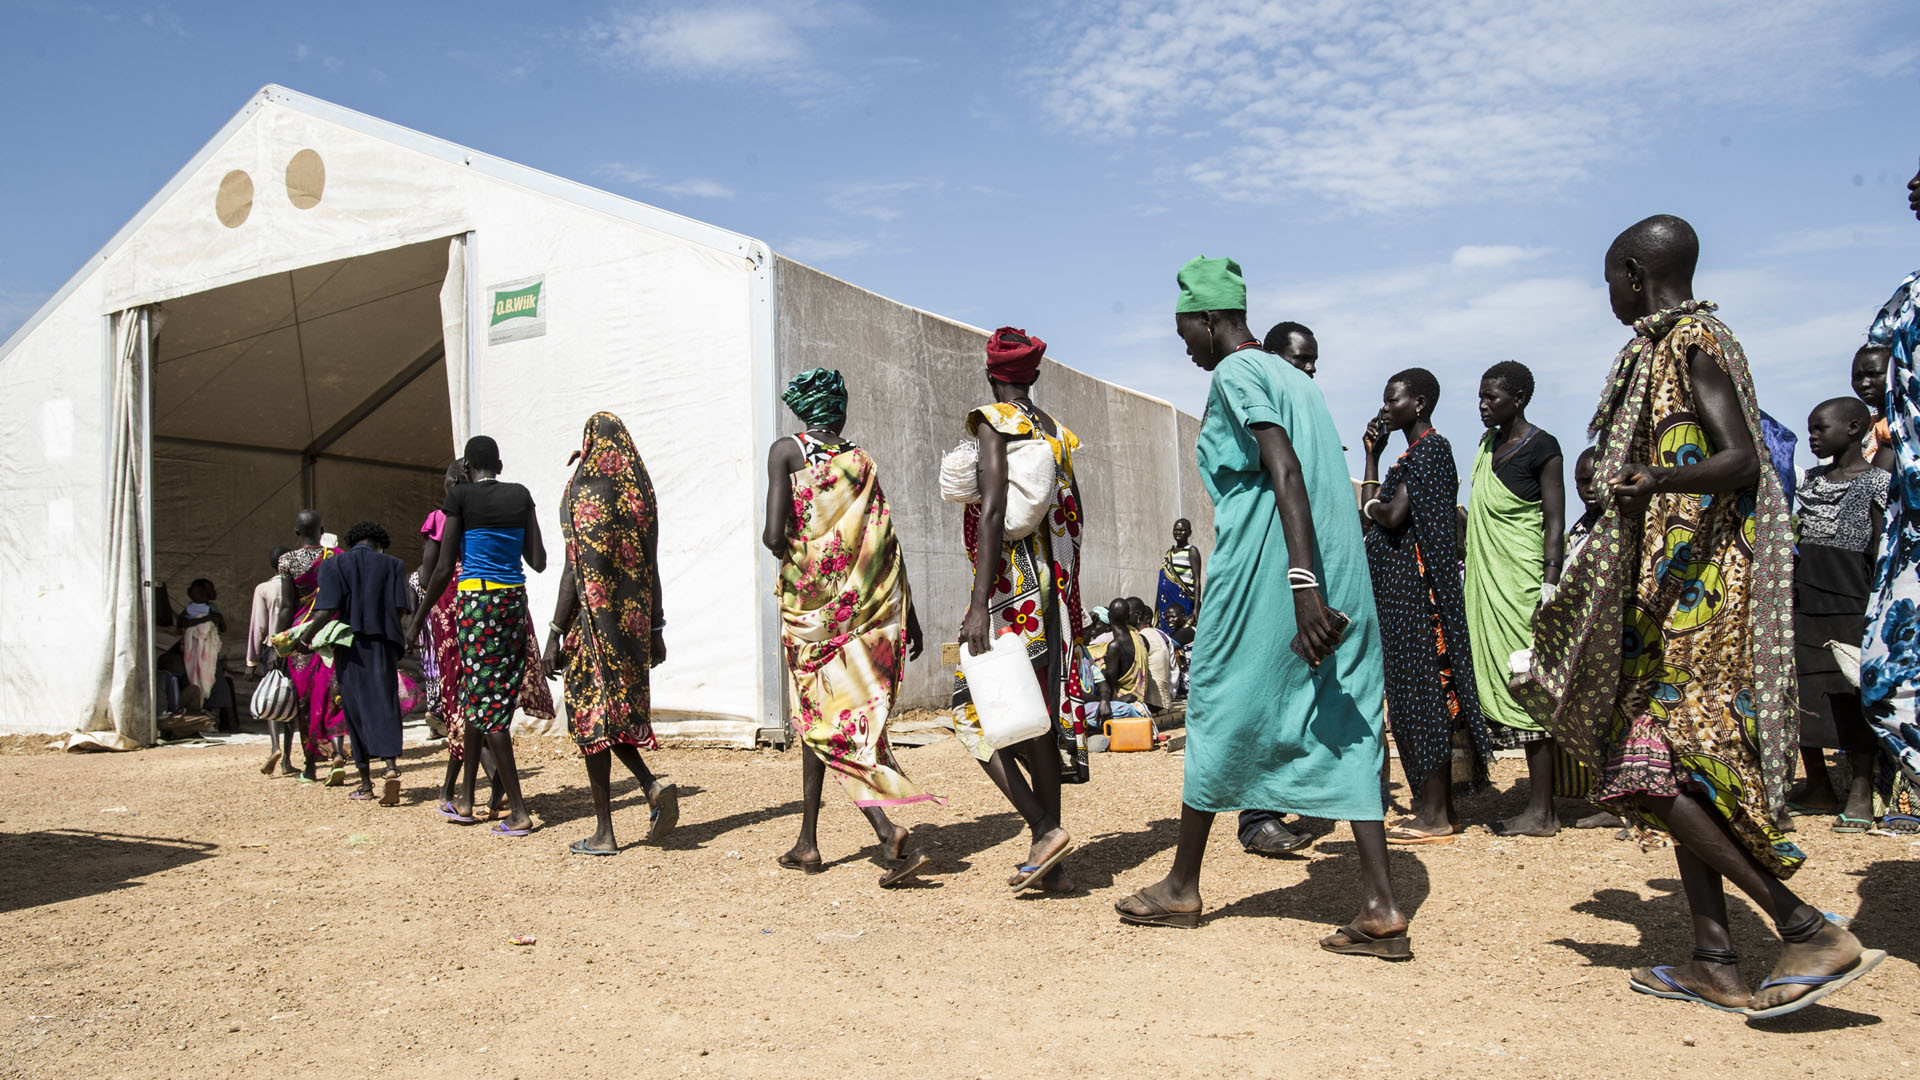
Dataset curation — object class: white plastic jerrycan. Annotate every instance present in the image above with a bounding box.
[958,630,1052,749]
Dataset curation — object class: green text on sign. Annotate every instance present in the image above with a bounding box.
[491,282,542,326]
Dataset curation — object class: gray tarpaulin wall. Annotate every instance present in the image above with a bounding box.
[773,257,1212,712]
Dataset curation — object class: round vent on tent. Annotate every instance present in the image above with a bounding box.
[286,149,325,209]
[215,170,253,228]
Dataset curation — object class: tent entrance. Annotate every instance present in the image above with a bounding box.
[147,237,459,706]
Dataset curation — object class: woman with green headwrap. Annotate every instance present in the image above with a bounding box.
[761,367,935,888]
[1115,256,1409,958]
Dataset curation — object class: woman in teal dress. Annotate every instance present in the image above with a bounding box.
[1114,256,1409,958]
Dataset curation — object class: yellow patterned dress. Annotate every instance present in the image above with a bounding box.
[950,401,1091,765]
[780,432,937,807]
[1527,302,1802,877]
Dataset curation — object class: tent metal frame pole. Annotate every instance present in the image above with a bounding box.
[138,309,157,746]
[302,343,446,460]
[152,435,445,476]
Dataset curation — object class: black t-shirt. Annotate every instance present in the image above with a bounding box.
[1488,428,1562,503]
[442,479,535,584]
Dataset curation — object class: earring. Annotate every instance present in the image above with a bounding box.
[1632,281,1641,292]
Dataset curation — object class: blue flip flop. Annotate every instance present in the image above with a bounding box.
[1744,950,1887,1019]
[1627,966,1749,1013]
[569,838,617,856]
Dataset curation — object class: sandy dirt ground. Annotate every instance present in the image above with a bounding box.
[1,730,1915,1080]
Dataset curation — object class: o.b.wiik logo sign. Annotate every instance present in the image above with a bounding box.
[487,276,546,344]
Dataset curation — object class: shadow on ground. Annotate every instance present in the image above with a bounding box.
[1206,840,1433,926]
[0,830,218,913]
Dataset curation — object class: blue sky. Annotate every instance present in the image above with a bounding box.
[5,1,1920,516]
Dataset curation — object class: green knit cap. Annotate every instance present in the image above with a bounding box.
[1175,255,1247,313]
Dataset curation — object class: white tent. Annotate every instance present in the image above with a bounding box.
[0,85,1209,747]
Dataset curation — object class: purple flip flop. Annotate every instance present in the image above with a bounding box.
[491,821,533,837]
[438,801,478,824]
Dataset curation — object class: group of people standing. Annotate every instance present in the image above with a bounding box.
[231,169,1920,1021]
[1109,205,1904,1018]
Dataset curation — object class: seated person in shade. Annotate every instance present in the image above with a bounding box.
[1086,602,1151,722]
[1127,597,1177,712]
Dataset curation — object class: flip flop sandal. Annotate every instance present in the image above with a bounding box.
[569,838,618,856]
[347,789,376,801]
[1008,841,1075,891]
[776,853,825,874]
[296,774,320,785]
[1785,800,1836,818]
[326,764,347,787]
[1831,814,1872,834]
[1881,815,1920,834]
[646,782,680,842]
[878,851,929,888]
[379,777,402,807]
[1321,924,1413,960]
[1114,891,1200,929]
[437,801,478,825]
[490,822,533,837]
[1627,966,1746,1012]
[1386,824,1456,846]
[1744,950,1887,1019]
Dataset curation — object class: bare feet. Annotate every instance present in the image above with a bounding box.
[1488,809,1559,837]
[1630,960,1750,1009]
[1749,921,1873,1013]
[1572,809,1622,829]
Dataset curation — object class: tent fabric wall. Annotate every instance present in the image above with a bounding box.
[0,90,770,737]
[439,236,469,447]
[99,310,154,743]
[771,258,1211,712]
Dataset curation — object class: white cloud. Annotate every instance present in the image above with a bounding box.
[779,235,900,262]
[1761,223,1910,258]
[657,177,736,199]
[589,1,859,90]
[1450,245,1550,270]
[826,181,928,222]
[1036,1,1913,214]
[593,163,737,200]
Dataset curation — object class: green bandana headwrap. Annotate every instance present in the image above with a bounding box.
[783,367,848,427]
[1175,255,1247,313]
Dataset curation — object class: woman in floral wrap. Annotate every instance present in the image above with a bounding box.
[543,413,677,855]
[762,369,934,887]
[953,328,1090,893]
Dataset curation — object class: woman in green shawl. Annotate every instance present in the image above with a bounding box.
[1465,361,1566,837]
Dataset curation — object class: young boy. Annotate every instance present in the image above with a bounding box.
[1789,398,1890,830]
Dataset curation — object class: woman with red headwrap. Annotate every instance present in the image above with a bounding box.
[953,327,1092,892]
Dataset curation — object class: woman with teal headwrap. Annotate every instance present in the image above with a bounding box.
[761,368,935,888]
[1115,256,1410,958]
